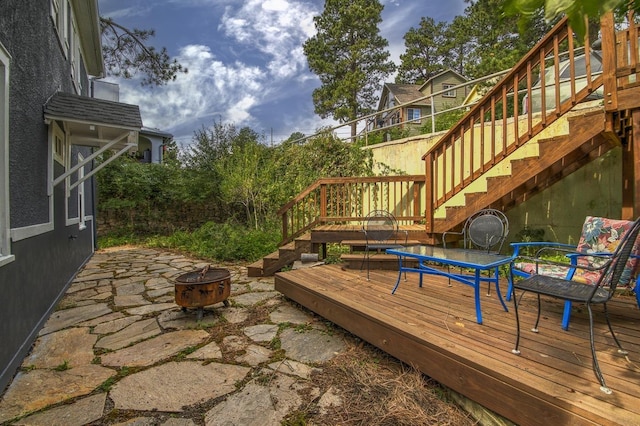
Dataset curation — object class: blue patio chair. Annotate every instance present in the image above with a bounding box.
[507,216,640,330]
[510,217,640,394]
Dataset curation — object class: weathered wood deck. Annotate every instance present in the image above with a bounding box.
[274,264,640,426]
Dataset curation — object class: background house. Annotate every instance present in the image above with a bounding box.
[0,0,143,393]
[138,127,173,164]
[91,79,173,164]
[374,69,469,137]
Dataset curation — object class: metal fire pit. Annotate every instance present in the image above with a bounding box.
[174,265,231,320]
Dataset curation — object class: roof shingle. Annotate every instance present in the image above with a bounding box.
[44,91,142,129]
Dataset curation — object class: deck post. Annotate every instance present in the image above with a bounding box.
[600,12,618,112]
[624,109,640,220]
[425,152,434,233]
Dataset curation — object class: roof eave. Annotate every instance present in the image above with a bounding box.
[71,0,104,77]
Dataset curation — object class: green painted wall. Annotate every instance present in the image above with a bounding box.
[506,148,622,245]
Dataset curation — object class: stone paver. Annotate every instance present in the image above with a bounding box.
[125,302,176,316]
[0,365,115,423]
[110,361,250,412]
[231,291,280,306]
[39,303,112,335]
[113,294,150,308]
[115,282,146,295]
[270,304,313,324]
[186,342,222,360]
[236,344,272,366]
[92,315,142,335]
[21,327,96,369]
[95,318,161,351]
[13,393,106,426]
[280,327,347,363]
[244,324,278,342]
[268,359,322,380]
[101,329,209,367]
[221,307,249,324]
[203,374,308,426]
[0,246,348,425]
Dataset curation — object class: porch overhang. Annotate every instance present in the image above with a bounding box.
[44,91,142,148]
[44,91,143,190]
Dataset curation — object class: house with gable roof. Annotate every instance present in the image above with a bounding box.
[0,0,144,392]
[374,69,469,136]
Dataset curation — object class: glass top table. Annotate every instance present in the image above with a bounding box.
[386,245,513,324]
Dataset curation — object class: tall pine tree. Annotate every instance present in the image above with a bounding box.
[396,17,449,85]
[303,0,395,138]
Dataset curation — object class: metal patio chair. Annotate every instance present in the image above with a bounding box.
[361,209,408,280]
[442,208,509,293]
[510,217,640,394]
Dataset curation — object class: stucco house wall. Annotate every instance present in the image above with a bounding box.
[0,0,99,393]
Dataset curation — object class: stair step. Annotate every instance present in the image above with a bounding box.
[340,253,419,271]
[340,240,422,252]
[434,108,609,233]
[247,259,264,277]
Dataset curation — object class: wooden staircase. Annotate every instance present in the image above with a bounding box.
[247,233,314,277]
[431,106,616,234]
[248,224,427,277]
[251,13,640,277]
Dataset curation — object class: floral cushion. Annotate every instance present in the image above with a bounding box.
[514,216,640,288]
[513,262,572,279]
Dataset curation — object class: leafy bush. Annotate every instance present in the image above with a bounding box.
[141,220,280,262]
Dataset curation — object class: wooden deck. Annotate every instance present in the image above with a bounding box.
[274,264,640,426]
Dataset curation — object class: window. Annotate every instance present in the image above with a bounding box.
[76,154,86,230]
[406,108,421,123]
[50,0,68,56]
[0,43,13,265]
[53,123,66,165]
[442,83,456,98]
[69,14,82,93]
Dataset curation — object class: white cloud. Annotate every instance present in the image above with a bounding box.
[107,0,325,145]
[104,0,470,146]
[219,0,319,80]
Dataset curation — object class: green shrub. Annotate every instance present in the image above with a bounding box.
[142,221,280,262]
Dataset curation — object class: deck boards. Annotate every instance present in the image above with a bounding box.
[274,264,640,426]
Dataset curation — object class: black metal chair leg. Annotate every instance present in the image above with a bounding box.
[532,294,542,332]
[586,303,612,394]
[602,303,628,354]
[366,250,370,281]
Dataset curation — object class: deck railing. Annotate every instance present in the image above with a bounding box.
[278,175,426,245]
[601,10,640,112]
[422,11,640,232]
[422,15,606,232]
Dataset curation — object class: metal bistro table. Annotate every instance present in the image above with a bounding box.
[386,245,512,324]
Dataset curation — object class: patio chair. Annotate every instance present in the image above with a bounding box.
[510,217,640,394]
[507,216,640,330]
[442,208,509,293]
[361,209,408,280]
[442,208,509,253]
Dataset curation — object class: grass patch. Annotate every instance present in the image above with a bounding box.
[53,360,70,371]
[98,220,280,263]
[325,243,350,264]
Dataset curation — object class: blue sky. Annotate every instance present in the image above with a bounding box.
[98,0,467,148]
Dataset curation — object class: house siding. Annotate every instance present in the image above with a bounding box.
[0,0,96,393]
[427,74,467,112]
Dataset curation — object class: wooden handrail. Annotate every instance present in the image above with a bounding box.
[278,11,640,243]
[422,15,609,232]
[278,175,426,245]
